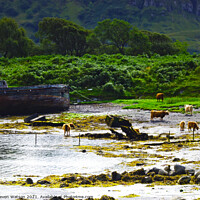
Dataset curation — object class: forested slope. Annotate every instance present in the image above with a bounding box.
[1,0,200,52]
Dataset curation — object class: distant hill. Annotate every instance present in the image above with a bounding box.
[1,0,200,53]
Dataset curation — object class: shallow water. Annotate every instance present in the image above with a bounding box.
[0,133,131,180]
[0,105,200,199]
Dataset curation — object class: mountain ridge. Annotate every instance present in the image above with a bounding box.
[1,0,200,52]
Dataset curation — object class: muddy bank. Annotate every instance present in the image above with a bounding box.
[0,103,199,137]
[68,103,200,125]
[68,103,200,138]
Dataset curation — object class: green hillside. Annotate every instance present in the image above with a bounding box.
[0,0,200,52]
[0,54,199,101]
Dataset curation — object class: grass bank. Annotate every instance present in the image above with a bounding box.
[111,97,200,112]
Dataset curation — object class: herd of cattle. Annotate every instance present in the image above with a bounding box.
[62,93,199,136]
[151,93,199,132]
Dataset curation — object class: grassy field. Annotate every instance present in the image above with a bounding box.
[111,97,200,112]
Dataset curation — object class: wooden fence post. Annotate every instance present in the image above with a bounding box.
[168,131,170,143]
[193,129,195,141]
[35,133,37,146]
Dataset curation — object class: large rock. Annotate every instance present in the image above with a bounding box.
[147,167,160,174]
[195,171,200,179]
[158,169,168,176]
[178,176,191,184]
[26,178,33,184]
[131,168,146,176]
[111,171,122,181]
[100,195,115,200]
[195,174,200,184]
[37,180,51,185]
[185,168,195,176]
[174,164,186,175]
[141,176,153,183]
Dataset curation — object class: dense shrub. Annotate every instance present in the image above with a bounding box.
[0,53,199,99]
[102,82,115,93]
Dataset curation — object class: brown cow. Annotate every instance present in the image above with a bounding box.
[151,110,169,120]
[62,123,75,136]
[180,121,185,131]
[156,93,164,102]
[188,121,199,132]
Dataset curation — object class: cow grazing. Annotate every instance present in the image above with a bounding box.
[188,121,199,132]
[184,105,193,115]
[180,121,185,131]
[156,93,164,102]
[151,110,169,120]
[62,123,75,136]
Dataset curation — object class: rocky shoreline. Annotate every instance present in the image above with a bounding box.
[0,103,200,199]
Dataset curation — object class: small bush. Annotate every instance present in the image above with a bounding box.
[102,82,116,93]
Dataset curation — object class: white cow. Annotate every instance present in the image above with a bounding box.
[184,105,193,115]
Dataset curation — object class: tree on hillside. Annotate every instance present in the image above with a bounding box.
[86,32,101,54]
[94,19,132,54]
[38,17,89,56]
[143,31,179,55]
[128,28,151,55]
[0,17,34,58]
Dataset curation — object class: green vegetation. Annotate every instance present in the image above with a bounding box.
[113,97,200,112]
[0,0,200,52]
[0,53,199,101]
[0,17,199,101]
[0,17,186,57]
[38,17,89,56]
[0,17,34,58]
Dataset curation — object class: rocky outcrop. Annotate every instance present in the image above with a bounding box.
[128,0,200,16]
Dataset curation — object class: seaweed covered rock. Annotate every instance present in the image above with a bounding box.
[96,173,110,181]
[105,115,131,127]
[154,175,164,182]
[141,176,153,183]
[173,164,186,175]
[37,180,51,185]
[111,171,122,181]
[26,178,33,184]
[100,195,115,200]
[178,176,191,184]
[80,178,92,185]
[130,168,146,176]
[158,169,168,176]
[147,167,160,174]
[195,175,200,184]
[195,171,200,179]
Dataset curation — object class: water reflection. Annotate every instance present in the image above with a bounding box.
[0,135,22,160]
